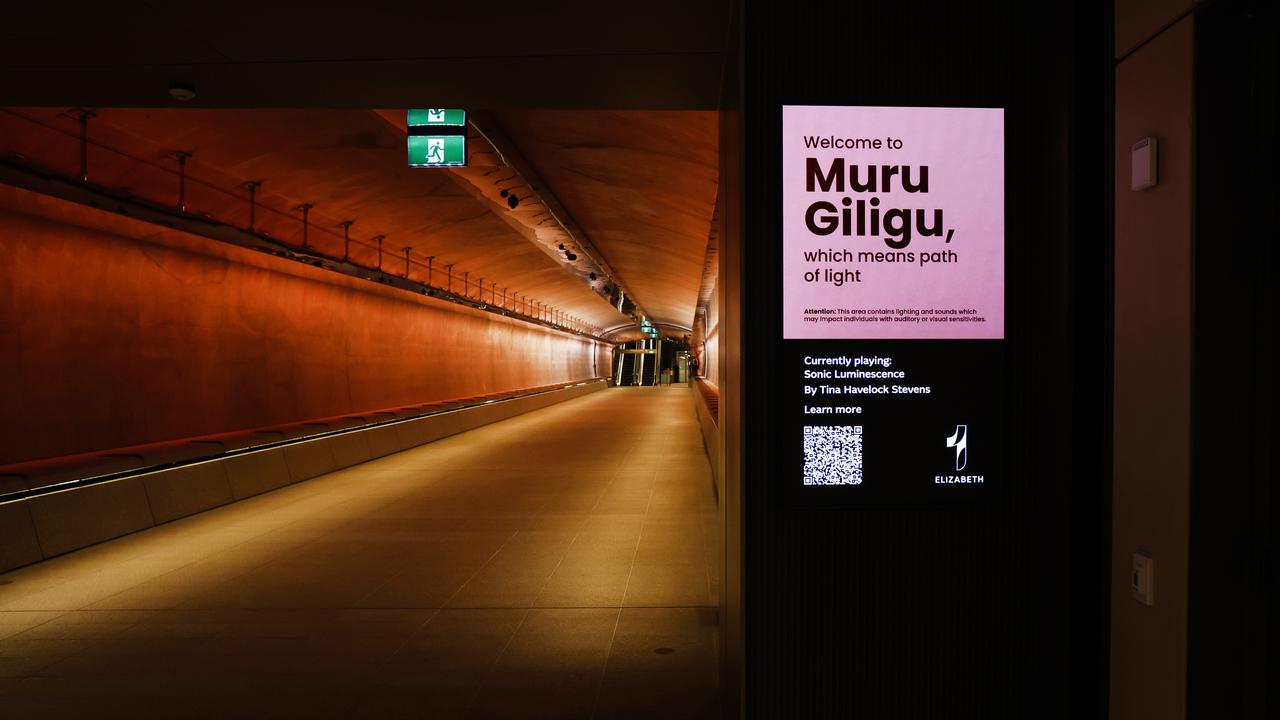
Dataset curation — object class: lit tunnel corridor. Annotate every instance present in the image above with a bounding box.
[0,98,726,718]
[0,388,721,718]
[4,2,1276,718]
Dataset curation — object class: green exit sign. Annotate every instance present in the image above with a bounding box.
[407,108,466,127]
[407,109,467,167]
[408,135,466,167]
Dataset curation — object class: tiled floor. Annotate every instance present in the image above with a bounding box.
[0,387,721,719]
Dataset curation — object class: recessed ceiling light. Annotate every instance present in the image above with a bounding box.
[168,82,196,102]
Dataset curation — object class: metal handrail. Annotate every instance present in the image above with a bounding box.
[0,379,608,504]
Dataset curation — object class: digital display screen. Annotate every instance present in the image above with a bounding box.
[781,105,1005,505]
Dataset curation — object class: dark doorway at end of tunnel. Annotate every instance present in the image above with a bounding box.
[613,338,694,386]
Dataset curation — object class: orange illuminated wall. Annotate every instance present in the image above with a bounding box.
[0,186,603,466]
[701,275,721,388]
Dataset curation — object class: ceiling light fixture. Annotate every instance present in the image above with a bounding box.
[168,82,196,102]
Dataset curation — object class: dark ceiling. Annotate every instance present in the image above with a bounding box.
[0,1,732,109]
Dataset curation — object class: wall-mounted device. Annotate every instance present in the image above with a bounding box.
[1131,137,1158,191]
[1131,550,1155,606]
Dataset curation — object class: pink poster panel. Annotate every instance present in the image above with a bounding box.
[782,105,1004,340]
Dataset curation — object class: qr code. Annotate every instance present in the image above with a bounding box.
[803,425,863,485]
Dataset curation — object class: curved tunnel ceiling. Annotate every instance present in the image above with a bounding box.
[495,110,720,333]
[1,107,718,338]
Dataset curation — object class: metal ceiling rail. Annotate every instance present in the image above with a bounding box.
[0,108,606,339]
[463,111,650,326]
[370,108,644,336]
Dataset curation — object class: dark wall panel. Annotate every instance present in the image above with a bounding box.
[1188,1,1278,717]
[1111,13,1193,719]
[739,1,1110,717]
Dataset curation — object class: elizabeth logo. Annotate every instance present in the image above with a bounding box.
[945,425,968,471]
